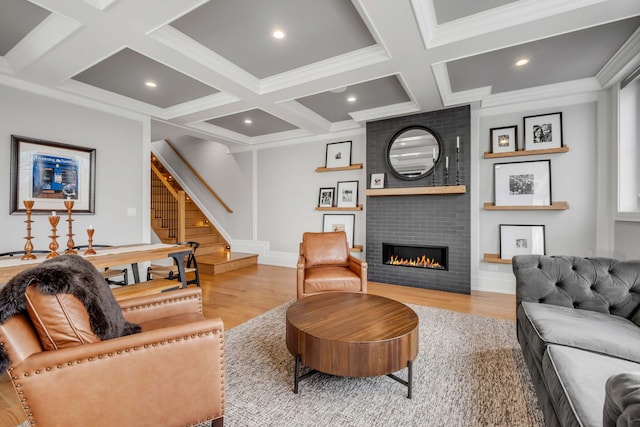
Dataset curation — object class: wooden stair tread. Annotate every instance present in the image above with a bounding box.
[112,279,181,300]
[198,252,258,264]
[197,252,258,275]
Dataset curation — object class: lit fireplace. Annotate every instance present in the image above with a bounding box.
[383,243,448,271]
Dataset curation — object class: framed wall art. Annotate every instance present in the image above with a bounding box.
[325,141,352,168]
[370,173,385,189]
[10,135,96,214]
[523,112,563,150]
[318,187,335,208]
[494,160,551,206]
[490,125,517,153]
[500,224,546,260]
[336,180,359,208]
[322,214,355,248]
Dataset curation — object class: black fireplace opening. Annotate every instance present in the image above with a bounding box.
[383,243,448,270]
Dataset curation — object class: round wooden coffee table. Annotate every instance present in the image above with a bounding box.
[286,292,419,398]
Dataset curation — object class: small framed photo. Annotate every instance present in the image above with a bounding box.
[500,224,546,260]
[494,160,551,206]
[318,187,335,208]
[523,112,563,150]
[325,141,352,168]
[370,173,385,189]
[336,180,359,208]
[490,125,517,153]
[323,214,355,248]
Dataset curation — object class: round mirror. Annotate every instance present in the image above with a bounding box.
[385,125,442,180]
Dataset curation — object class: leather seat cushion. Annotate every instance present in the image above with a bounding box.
[25,285,100,350]
[542,344,640,427]
[518,301,640,367]
[303,266,361,293]
[302,232,349,268]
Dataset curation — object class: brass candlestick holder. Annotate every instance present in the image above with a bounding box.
[64,199,77,254]
[47,214,60,259]
[84,228,96,255]
[22,200,36,260]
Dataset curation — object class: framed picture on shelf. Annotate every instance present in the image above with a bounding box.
[523,112,563,150]
[500,224,546,260]
[336,180,359,208]
[370,173,385,189]
[318,187,335,208]
[325,141,352,168]
[322,214,355,248]
[494,160,551,206]
[490,125,517,153]
[10,135,96,214]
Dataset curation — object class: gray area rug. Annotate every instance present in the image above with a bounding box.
[224,301,544,427]
[16,301,543,427]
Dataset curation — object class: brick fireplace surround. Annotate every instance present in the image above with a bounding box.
[365,106,471,294]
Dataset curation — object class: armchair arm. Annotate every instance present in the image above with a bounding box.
[348,255,368,293]
[119,287,202,324]
[11,317,224,427]
[297,255,306,299]
[603,372,640,427]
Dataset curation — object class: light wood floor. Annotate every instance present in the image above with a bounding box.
[0,265,516,426]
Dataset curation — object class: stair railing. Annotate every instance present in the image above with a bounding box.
[151,163,186,242]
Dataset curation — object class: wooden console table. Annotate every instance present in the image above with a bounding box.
[0,243,191,287]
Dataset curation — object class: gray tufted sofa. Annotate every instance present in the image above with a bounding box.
[512,255,640,427]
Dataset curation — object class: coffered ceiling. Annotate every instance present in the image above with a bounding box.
[1,0,639,148]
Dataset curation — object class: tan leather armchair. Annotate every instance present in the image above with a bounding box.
[297,231,367,299]
[0,288,224,427]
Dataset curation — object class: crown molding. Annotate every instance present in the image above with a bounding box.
[597,26,640,88]
[0,57,11,75]
[163,92,241,120]
[148,25,261,94]
[82,0,117,11]
[259,45,390,95]
[275,100,333,133]
[481,78,601,108]
[431,62,491,106]
[413,0,605,48]
[349,101,419,123]
[5,14,82,74]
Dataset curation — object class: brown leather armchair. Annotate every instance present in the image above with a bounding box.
[0,288,224,427]
[297,231,367,299]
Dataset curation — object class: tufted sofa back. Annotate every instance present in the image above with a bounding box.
[513,255,640,319]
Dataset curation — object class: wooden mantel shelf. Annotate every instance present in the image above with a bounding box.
[365,185,466,196]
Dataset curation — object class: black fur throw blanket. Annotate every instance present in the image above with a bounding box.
[0,254,141,371]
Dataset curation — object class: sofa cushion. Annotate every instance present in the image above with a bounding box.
[518,302,640,366]
[25,285,100,350]
[542,345,640,427]
[303,266,361,294]
[302,232,349,268]
[603,372,640,427]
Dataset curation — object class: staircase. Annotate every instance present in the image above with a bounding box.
[150,155,257,274]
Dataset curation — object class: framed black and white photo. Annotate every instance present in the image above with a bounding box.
[325,141,352,168]
[336,180,359,208]
[490,125,517,153]
[494,160,551,206]
[318,187,335,208]
[370,173,385,189]
[523,112,563,150]
[10,135,96,214]
[322,214,355,248]
[500,224,546,260]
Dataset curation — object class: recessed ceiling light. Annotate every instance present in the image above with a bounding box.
[145,80,157,88]
[273,29,285,39]
[515,58,530,67]
[347,96,357,103]
[244,119,252,124]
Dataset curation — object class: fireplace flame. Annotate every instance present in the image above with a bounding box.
[387,254,442,269]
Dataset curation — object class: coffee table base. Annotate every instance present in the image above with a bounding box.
[293,354,414,399]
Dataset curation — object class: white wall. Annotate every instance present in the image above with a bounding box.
[256,135,366,254]
[0,85,148,255]
[473,98,601,293]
